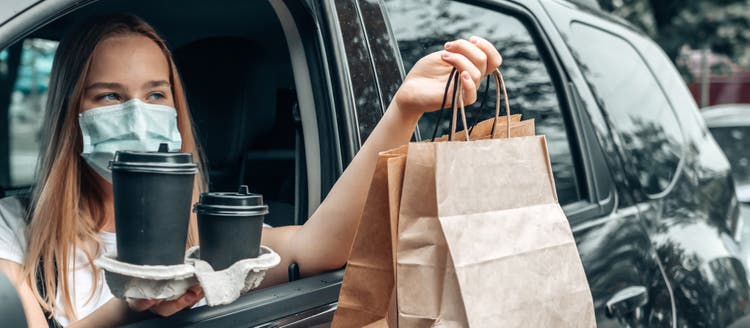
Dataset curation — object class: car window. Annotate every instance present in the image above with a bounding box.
[383,0,583,205]
[568,22,684,196]
[0,38,57,190]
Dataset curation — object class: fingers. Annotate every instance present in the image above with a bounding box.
[149,285,205,317]
[127,298,160,312]
[441,52,481,82]
[459,71,478,105]
[469,36,502,72]
[445,39,487,76]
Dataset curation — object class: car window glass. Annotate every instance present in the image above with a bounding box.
[383,0,582,205]
[568,22,684,196]
[0,38,57,189]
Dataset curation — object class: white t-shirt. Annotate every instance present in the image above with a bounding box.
[0,196,115,326]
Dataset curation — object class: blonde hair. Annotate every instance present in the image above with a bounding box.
[22,14,207,321]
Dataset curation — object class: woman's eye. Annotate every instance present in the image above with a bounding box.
[147,92,165,101]
[97,93,120,102]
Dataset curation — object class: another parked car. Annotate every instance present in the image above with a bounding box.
[702,104,750,267]
[0,0,747,327]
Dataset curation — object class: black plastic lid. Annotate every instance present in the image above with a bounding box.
[110,143,198,174]
[193,185,269,216]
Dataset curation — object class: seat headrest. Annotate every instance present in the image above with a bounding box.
[173,37,275,165]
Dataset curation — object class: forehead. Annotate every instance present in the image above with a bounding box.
[85,34,170,85]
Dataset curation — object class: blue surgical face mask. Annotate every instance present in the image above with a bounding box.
[78,99,183,182]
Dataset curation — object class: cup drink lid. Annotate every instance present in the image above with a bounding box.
[193,185,269,216]
[110,143,198,174]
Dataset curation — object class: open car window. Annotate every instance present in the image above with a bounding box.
[0,0,343,326]
[0,38,57,195]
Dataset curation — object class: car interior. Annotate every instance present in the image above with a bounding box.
[0,0,319,228]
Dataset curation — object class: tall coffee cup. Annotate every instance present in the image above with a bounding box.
[111,143,198,265]
[193,185,269,270]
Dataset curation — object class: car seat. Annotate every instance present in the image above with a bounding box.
[173,37,302,227]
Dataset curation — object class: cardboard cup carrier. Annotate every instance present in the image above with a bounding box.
[94,144,279,304]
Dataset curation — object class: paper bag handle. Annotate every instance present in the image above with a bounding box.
[492,68,511,139]
[449,73,470,141]
[431,68,512,141]
[430,67,458,142]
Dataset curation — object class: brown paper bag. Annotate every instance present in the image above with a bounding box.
[396,69,594,327]
[335,68,594,327]
[332,146,407,327]
[434,136,595,327]
[396,140,469,327]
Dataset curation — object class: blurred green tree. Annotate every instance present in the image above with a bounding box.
[596,0,750,66]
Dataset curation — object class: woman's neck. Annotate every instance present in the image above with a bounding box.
[100,197,116,233]
[93,172,117,233]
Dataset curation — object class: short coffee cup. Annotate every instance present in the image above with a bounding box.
[193,185,269,270]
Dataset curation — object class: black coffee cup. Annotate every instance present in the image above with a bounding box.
[111,143,198,265]
[193,185,269,270]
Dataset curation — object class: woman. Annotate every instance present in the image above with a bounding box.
[0,14,501,327]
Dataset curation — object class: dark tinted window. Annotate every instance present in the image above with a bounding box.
[383,0,582,205]
[569,23,684,196]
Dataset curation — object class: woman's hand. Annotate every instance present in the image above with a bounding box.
[393,36,502,116]
[67,285,204,327]
[128,285,204,317]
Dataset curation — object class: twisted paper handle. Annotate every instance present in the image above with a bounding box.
[446,68,511,141]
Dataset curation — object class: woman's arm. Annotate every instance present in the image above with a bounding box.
[260,37,502,285]
[0,259,48,328]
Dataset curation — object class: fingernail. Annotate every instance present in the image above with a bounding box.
[463,71,471,80]
[470,36,479,44]
[442,52,450,59]
[444,42,452,49]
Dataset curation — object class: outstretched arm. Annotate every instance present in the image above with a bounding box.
[261,37,502,285]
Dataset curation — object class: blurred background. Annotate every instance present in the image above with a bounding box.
[588,0,750,108]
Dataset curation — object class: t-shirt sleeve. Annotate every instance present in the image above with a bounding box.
[0,197,27,264]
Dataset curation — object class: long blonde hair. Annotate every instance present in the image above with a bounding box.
[22,14,207,320]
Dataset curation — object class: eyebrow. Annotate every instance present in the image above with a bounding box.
[143,80,171,89]
[84,82,124,93]
[84,80,171,93]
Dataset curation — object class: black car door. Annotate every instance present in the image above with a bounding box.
[541,1,750,326]
[374,0,675,325]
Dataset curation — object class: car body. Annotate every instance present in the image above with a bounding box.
[0,0,747,327]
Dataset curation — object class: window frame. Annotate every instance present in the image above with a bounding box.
[382,0,602,220]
